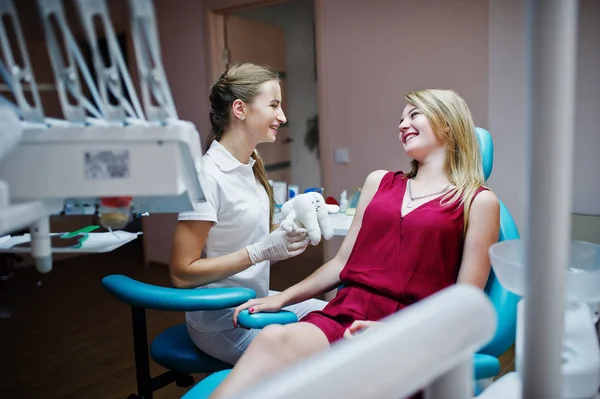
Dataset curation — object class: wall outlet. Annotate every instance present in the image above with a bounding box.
[334,148,350,164]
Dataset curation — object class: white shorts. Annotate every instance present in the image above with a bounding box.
[186,290,327,364]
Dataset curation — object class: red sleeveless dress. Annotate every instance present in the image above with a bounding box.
[302,171,487,342]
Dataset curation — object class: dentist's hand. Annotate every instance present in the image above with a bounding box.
[232,295,285,328]
[245,227,309,265]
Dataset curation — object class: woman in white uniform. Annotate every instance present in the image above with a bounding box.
[169,63,327,365]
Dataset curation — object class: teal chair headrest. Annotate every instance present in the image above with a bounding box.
[471,127,521,358]
[475,127,493,182]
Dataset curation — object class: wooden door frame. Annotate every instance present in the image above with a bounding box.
[204,0,289,82]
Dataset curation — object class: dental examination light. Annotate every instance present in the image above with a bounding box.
[0,0,205,273]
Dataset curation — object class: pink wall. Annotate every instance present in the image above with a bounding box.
[315,0,489,199]
[155,0,211,142]
[488,0,600,233]
[487,0,527,231]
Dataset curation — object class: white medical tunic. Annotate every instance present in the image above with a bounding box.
[179,140,270,332]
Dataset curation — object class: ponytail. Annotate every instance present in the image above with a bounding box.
[205,130,217,153]
[251,150,275,230]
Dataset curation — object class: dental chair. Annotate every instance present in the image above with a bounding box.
[179,127,522,398]
[101,275,257,399]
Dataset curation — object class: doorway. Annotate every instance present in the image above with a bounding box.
[206,0,322,194]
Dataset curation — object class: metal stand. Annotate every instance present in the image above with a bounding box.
[523,0,579,397]
[0,253,15,281]
[0,254,42,320]
[424,357,472,399]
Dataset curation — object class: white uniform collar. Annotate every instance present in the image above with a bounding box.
[207,140,256,172]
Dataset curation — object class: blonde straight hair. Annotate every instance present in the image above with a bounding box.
[404,89,484,232]
[206,63,278,229]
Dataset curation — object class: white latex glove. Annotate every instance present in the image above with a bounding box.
[245,227,310,264]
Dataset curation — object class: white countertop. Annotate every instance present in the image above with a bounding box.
[329,212,353,236]
[0,231,141,253]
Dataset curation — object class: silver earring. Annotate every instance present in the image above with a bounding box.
[240,115,246,121]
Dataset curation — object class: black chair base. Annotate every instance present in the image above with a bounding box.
[176,374,196,388]
[126,370,194,399]
[129,306,195,399]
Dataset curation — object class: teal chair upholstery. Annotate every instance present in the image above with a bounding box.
[237,309,298,329]
[101,275,256,399]
[182,370,231,399]
[473,127,520,380]
[182,127,521,398]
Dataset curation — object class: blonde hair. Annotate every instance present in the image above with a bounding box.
[403,89,484,231]
[206,63,278,229]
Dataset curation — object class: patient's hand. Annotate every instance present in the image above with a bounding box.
[232,295,285,328]
[343,320,381,339]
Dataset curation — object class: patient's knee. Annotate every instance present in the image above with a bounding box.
[253,324,289,351]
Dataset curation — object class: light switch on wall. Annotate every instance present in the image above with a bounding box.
[334,148,350,164]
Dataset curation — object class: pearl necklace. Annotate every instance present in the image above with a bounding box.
[407,179,450,208]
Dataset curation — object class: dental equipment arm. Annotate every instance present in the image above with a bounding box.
[74,0,144,122]
[0,103,21,164]
[0,0,205,273]
[0,0,44,124]
[37,0,103,124]
[0,1,54,272]
[128,0,178,123]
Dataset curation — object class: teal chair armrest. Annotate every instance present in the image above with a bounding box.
[473,353,501,380]
[101,274,256,311]
[237,309,298,329]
